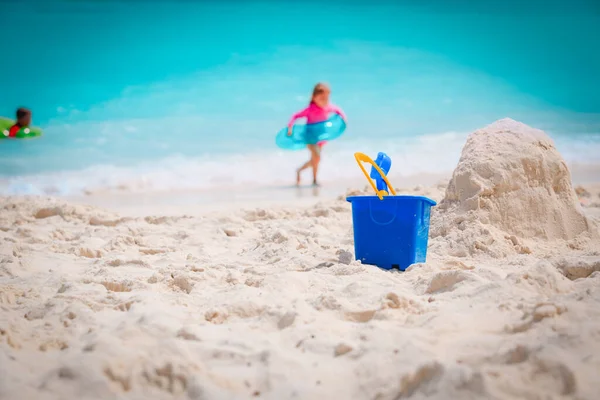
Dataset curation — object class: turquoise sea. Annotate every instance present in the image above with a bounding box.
[1,0,599,195]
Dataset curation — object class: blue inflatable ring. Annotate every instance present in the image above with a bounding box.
[275,114,346,150]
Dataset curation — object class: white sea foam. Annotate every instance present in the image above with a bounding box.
[2,128,598,197]
[0,131,464,196]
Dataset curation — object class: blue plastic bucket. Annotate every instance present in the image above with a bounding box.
[346,195,437,270]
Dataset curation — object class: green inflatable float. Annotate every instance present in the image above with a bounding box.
[0,117,43,139]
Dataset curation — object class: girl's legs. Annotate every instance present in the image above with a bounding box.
[296,160,311,185]
[296,144,321,185]
[308,144,321,185]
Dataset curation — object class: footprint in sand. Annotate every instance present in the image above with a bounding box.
[171,276,194,294]
[205,309,228,324]
[139,248,172,255]
[107,259,149,267]
[382,293,426,314]
[100,281,132,293]
[34,207,64,219]
[344,309,377,323]
[243,209,278,222]
[78,248,104,259]
[506,302,567,333]
[554,256,600,280]
[113,301,136,312]
[425,270,470,294]
[397,362,445,398]
[89,216,126,227]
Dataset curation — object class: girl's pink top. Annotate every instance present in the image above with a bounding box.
[287,103,346,127]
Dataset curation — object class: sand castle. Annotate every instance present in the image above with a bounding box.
[430,118,596,258]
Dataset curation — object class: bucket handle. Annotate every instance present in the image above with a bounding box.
[354,152,396,200]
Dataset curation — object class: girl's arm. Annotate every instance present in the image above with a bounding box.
[287,107,310,128]
[328,104,347,122]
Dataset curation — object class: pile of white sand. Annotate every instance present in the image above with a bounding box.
[1,119,600,400]
[430,118,597,258]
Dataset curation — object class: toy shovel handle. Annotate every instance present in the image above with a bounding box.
[354,152,396,200]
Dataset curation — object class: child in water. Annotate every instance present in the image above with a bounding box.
[7,108,32,137]
[287,83,346,186]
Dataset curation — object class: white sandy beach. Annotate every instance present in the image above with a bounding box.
[1,119,600,400]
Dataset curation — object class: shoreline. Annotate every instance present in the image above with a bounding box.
[62,172,450,217]
[2,159,599,202]
[57,161,600,217]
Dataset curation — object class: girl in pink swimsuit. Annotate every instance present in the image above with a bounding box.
[287,82,346,186]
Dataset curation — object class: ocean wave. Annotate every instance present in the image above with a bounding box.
[2,129,598,196]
